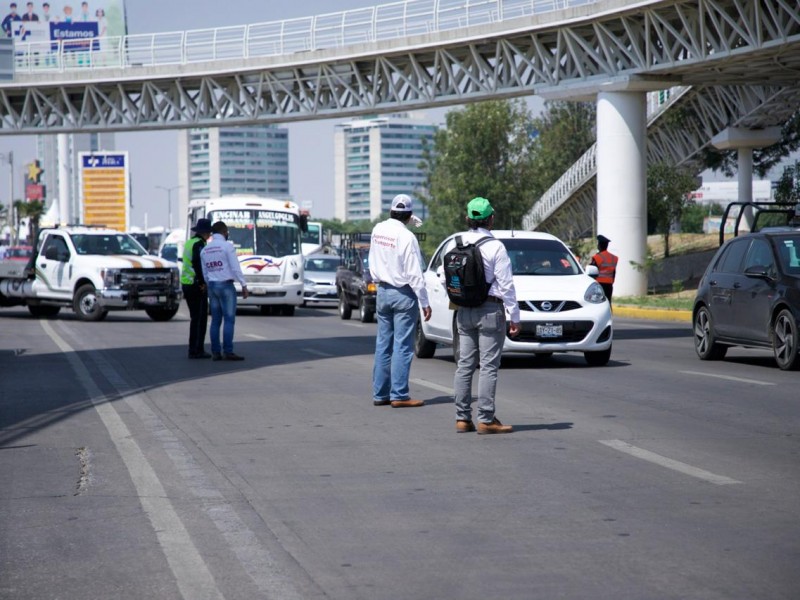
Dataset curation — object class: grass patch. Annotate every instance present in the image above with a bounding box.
[615,294,694,311]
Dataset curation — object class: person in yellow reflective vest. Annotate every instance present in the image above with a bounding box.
[590,234,618,305]
[182,218,213,358]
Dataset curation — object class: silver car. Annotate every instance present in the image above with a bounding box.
[303,254,341,307]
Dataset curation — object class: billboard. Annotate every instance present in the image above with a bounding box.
[3,1,127,48]
[79,152,129,231]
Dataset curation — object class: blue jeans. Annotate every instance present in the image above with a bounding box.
[373,284,419,402]
[453,303,506,423]
[207,281,238,355]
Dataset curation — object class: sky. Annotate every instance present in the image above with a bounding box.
[0,0,544,230]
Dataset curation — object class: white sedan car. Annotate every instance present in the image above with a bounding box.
[415,230,613,366]
[302,254,341,307]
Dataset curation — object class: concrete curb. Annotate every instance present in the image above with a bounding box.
[613,305,692,323]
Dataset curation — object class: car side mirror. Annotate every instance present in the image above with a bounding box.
[585,264,599,277]
[744,265,772,279]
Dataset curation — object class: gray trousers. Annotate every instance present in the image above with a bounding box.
[453,302,506,423]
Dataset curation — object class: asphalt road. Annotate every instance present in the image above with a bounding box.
[1,305,799,600]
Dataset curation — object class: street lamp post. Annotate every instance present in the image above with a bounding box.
[156,184,181,231]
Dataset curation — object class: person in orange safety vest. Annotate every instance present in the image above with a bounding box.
[590,234,618,304]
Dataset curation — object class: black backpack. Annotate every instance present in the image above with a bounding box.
[443,235,493,307]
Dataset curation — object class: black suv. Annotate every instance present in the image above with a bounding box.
[693,218,800,370]
[335,234,376,323]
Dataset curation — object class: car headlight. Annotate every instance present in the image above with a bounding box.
[102,268,121,287]
[171,267,181,287]
[304,278,314,286]
[584,281,606,304]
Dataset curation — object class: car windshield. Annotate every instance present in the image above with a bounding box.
[208,209,301,257]
[305,256,340,272]
[501,238,581,276]
[776,234,800,274]
[72,234,149,256]
[160,245,178,262]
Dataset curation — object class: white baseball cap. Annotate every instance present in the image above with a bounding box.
[390,194,414,212]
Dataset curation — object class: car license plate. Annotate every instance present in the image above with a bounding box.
[251,288,266,295]
[142,296,164,305]
[536,324,562,338]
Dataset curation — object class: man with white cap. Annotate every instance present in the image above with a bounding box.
[368,194,432,408]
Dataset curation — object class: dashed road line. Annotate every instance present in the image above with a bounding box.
[304,349,333,357]
[411,378,454,395]
[245,333,268,340]
[599,439,742,485]
[679,370,775,386]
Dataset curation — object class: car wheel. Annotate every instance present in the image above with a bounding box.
[693,306,727,361]
[338,292,352,320]
[28,305,61,318]
[414,320,436,358]
[772,308,800,371]
[73,284,108,322]
[145,307,179,321]
[359,296,374,323]
[584,345,611,366]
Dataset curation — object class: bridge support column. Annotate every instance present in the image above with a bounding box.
[711,127,781,229]
[596,91,647,297]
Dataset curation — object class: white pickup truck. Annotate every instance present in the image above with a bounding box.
[0,226,182,321]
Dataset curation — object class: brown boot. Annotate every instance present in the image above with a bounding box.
[477,418,513,435]
[390,399,425,408]
[456,420,476,433]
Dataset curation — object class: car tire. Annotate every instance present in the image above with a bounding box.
[73,284,108,322]
[28,305,61,318]
[693,306,727,361]
[772,308,800,371]
[145,306,179,321]
[338,292,352,320]
[414,320,436,358]
[584,345,611,366]
[359,296,374,323]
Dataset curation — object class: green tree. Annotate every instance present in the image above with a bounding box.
[15,200,46,245]
[647,163,698,257]
[773,159,800,204]
[419,99,537,254]
[528,100,596,200]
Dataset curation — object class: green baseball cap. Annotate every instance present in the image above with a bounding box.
[467,196,494,220]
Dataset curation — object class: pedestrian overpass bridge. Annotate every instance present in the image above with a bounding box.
[3,0,800,295]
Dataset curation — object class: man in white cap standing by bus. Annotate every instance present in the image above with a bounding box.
[368,194,431,408]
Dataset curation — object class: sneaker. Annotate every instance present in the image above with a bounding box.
[223,353,245,361]
[373,399,392,406]
[477,418,513,435]
[211,353,223,361]
[456,420,476,433]
[390,399,424,408]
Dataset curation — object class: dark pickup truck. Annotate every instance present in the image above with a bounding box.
[335,233,377,323]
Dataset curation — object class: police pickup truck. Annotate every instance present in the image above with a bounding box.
[0,226,182,321]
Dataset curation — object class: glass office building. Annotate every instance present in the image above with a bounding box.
[178,125,290,225]
[334,114,436,221]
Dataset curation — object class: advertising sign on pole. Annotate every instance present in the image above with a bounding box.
[79,152,129,231]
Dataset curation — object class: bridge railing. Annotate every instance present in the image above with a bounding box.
[11,0,597,74]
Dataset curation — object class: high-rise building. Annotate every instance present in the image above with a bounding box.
[334,114,437,221]
[177,125,290,227]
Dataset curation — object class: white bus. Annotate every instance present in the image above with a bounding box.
[187,196,306,315]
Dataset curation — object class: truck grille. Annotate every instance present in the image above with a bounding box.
[120,269,173,287]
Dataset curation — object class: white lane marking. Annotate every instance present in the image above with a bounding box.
[679,370,775,386]
[245,333,268,340]
[305,349,333,357]
[40,321,225,600]
[411,378,454,395]
[599,439,742,486]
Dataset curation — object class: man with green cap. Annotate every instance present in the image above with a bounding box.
[449,197,520,434]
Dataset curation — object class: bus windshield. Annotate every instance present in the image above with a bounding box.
[208,209,301,257]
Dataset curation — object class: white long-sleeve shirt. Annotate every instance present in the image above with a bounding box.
[368,218,430,308]
[442,228,520,323]
[200,233,247,287]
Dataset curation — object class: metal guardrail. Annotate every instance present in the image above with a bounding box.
[12,0,599,74]
[522,86,691,231]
